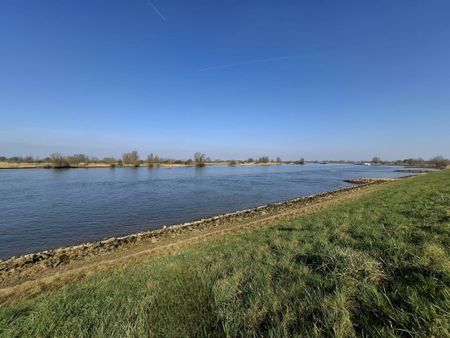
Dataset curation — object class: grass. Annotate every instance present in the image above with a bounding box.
[1,170,449,337]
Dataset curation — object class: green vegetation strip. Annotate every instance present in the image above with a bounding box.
[1,171,449,337]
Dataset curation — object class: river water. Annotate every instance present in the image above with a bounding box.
[0,164,411,259]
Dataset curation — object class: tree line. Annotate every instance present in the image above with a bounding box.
[367,156,450,169]
[1,153,447,168]
[0,151,221,168]
[0,152,291,167]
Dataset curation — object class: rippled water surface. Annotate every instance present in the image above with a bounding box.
[0,164,411,259]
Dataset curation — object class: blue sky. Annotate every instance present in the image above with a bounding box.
[0,0,449,160]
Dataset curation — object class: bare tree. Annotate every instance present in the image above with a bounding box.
[122,151,140,167]
[276,157,282,163]
[146,153,161,167]
[50,153,69,168]
[194,152,206,167]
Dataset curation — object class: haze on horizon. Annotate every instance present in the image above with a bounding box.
[1,1,449,161]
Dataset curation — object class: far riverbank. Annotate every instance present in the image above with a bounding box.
[0,161,282,170]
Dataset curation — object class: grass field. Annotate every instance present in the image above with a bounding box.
[1,170,449,337]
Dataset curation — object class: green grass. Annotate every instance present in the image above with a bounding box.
[1,171,450,337]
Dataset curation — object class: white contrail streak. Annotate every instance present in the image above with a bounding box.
[146,0,166,21]
[200,56,296,71]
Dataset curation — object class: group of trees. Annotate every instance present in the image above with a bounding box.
[194,152,206,167]
[397,156,449,169]
[146,153,161,167]
[122,151,140,167]
[370,156,449,169]
[226,157,286,165]
[49,153,69,168]
[49,153,95,167]
[426,156,449,168]
[257,156,270,163]
[254,156,285,163]
[0,153,290,166]
[0,154,114,166]
[120,151,209,167]
[0,155,37,163]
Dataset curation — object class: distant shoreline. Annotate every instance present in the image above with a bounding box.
[0,161,283,170]
[1,160,447,170]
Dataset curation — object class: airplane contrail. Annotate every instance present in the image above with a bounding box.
[200,56,297,72]
[146,0,166,21]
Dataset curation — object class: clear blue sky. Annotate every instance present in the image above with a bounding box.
[1,0,449,160]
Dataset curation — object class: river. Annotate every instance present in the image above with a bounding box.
[0,164,411,259]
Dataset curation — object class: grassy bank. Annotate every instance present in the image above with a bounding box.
[1,171,449,337]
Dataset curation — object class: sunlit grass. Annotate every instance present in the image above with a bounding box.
[1,170,449,337]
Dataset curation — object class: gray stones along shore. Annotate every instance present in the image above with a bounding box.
[343,177,403,184]
[393,169,435,173]
[0,177,404,278]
